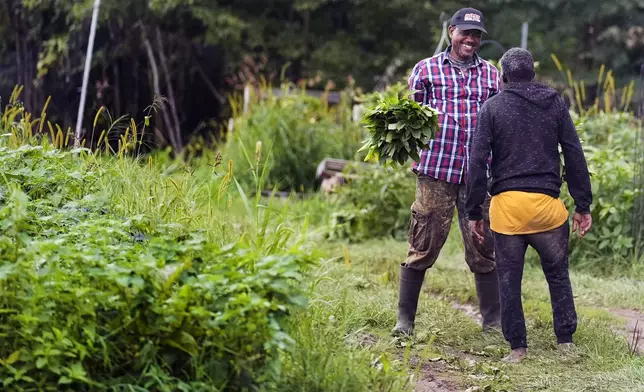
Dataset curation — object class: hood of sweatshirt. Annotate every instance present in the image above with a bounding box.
[502,82,559,109]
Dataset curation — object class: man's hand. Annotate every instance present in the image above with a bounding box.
[469,220,485,245]
[572,212,592,238]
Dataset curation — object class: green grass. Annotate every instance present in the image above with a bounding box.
[297,234,644,392]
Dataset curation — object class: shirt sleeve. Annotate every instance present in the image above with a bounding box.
[408,60,430,104]
[466,102,494,221]
[557,98,593,213]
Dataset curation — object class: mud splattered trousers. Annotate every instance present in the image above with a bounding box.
[395,175,500,334]
[493,221,577,349]
[403,175,496,274]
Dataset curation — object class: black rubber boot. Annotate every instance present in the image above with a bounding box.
[475,269,502,331]
[392,264,426,336]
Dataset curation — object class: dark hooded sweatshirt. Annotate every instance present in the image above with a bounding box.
[465,81,592,221]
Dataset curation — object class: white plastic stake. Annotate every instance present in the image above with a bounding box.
[74,0,101,148]
[521,22,529,49]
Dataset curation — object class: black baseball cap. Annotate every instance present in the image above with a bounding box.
[450,8,487,34]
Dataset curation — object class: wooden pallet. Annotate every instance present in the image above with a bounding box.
[316,158,353,179]
[316,157,371,192]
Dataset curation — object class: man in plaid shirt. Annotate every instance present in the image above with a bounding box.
[393,7,502,336]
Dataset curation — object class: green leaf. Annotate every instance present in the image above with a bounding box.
[36,357,47,369]
[163,331,199,356]
[69,362,87,379]
[0,351,20,367]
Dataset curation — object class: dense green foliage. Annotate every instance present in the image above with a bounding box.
[327,164,416,242]
[561,113,642,271]
[360,83,439,166]
[221,84,363,192]
[0,144,317,390]
[1,91,429,390]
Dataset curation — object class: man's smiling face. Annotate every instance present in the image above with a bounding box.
[449,27,482,61]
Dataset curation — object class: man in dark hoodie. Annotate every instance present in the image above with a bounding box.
[465,48,593,363]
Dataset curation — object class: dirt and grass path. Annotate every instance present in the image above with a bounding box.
[298,237,644,392]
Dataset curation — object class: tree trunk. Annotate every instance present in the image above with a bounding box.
[108,21,122,115]
[155,27,182,150]
[13,23,23,91]
[16,5,36,113]
[10,2,33,111]
[141,25,179,152]
[133,57,140,117]
[113,62,122,115]
[31,35,43,112]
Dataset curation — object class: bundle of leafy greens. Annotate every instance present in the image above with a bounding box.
[358,83,439,166]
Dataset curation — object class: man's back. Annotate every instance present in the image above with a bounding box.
[464,48,593,363]
[466,79,592,223]
[482,82,564,198]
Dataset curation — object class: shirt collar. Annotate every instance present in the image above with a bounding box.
[441,45,482,67]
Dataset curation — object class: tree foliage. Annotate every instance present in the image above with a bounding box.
[0,0,641,152]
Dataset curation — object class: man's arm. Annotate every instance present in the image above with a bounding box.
[486,66,501,172]
[408,60,430,104]
[465,103,494,221]
[558,99,592,214]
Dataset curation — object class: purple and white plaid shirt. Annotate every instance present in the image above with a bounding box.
[408,46,501,184]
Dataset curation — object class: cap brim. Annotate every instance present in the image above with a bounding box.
[453,24,487,33]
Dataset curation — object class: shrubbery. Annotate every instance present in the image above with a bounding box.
[561,112,642,270]
[326,164,415,242]
[222,84,364,193]
[0,145,314,390]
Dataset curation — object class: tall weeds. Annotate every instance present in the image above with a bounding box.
[219,81,365,193]
[545,57,643,273]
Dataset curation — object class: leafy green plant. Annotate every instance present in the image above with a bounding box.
[556,113,641,272]
[326,163,416,242]
[0,141,316,390]
[359,83,439,166]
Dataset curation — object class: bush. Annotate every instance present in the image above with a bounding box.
[222,84,364,193]
[560,112,642,271]
[0,145,314,391]
[326,163,416,242]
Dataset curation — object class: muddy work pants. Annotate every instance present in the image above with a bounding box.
[396,175,500,332]
[403,175,496,274]
[493,221,577,349]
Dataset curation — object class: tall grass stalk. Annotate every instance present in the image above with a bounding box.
[550,54,636,116]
